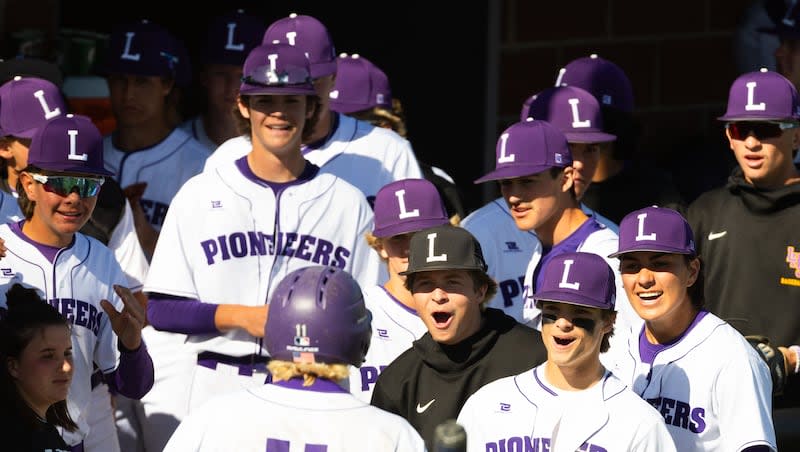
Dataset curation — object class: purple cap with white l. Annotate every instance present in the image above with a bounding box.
[262,13,337,78]
[27,114,114,177]
[474,118,572,184]
[372,178,449,238]
[329,54,392,114]
[104,20,186,81]
[522,86,616,143]
[0,76,65,138]
[556,54,634,113]
[534,252,616,310]
[717,68,800,121]
[240,42,316,96]
[203,9,266,67]
[609,206,695,258]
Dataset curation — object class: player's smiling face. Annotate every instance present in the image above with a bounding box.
[540,301,610,371]
[499,168,572,234]
[21,172,99,247]
[8,324,73,417]
[725,124,800,189]
[240,94,311,155]
[410,269,485,345]
[619,251,700,337]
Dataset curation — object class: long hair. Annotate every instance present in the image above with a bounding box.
[0,283,77,431]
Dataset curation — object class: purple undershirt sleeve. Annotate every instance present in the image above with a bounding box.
[146,295,219,335]
[105,342,154,399]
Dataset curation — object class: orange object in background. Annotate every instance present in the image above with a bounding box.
[63,76,115,135]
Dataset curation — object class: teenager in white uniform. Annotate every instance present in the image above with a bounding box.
[144,41,380,416]
[0,114,153,451]
[350,178,451,402]
[204,13,423,206]
[610,206,777,451]
[458,252,675,452]
[164,265,425,452]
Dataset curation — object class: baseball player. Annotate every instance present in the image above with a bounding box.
[144,41,381,416]
[0,113,153,451]
[351,178,452,402]
[164,265,425,451]
[203,13,423,207]
[463,86,620,321]
[610,206,777,451]
[457,252,675,452]
[179,9,266,151]
[472,118,639,361]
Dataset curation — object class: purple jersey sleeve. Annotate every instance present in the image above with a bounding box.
[147,295,218,334]
[105,341,154,399]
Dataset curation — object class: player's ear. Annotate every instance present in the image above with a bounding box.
[560,166,575,194]
[20,172,38,201]
[7,357,19,379]
[724,127,735,151]
[237,96,250,119]
[686,256,700,288]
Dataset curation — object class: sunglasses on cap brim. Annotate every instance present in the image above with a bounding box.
[31,174,105,198]
[726,121,799,141]
[242,65,312,87]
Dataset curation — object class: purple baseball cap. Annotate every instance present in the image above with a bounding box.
[240,42,316,96]
[0,76,66,138]
[27,114,114,177]
[474,118,572,184]
[609,206,695,258]
[717,68,800,121]
[329,54,392,114]
[104,20,187,81]
[372,178,449,238]
[534,252,616,310]
[262,13,337,79]
[556,54,634,113]
[522,86,616,143]
[203,9,266,67]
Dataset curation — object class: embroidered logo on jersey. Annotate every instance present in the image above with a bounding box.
[504,241,521,252]
[211,200,222,209]
[416,398,435,413]
[647,396,706,433]
[499,402,511,412]
[0,268,14,278]
[783,246,800,286]
[200,231,351,268]
[377,328,389,339]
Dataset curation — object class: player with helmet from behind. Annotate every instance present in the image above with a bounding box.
[610,206,776,451]
[164,265,425,451]
[144,40,380,416]
[457,252,675,452]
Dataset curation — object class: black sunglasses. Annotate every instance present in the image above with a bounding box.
[726,121,799,141]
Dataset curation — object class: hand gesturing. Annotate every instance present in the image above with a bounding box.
[101,285,146,350]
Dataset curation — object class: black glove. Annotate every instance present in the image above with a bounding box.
[746,335,787,396]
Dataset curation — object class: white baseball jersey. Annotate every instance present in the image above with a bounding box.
[144,159,381,357]
[0,223,127,446]
[180,116,217,152]
[0,190,22,223]
[349,285,427,402]
[106,200,149,290]
[164,379,426,452]
[610,312,777,451]
[203,114,423,204]
[457,365,676,452]
[461,197,538,322]
[103,127,211,231]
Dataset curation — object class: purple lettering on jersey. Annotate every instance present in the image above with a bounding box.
[248,231,267,256]
[295,235,315,260]
[217,235,231,261]
[660,397,676,424]
[62,298,76,323]
[360,366,380,390]
[48,298,103,335]
[140,199,170,227]
[229,232,247,258]
[499,277,524,307]
[266,439,328,452]
[333,246,349,269]
[649,396,707,433]
[312,238,333,265]
[75,300,88,328]
[283,232,298,257]
[690,407,706,433]
[200,239,219,265]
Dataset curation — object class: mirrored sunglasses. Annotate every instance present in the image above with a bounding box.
[31,174,105,198]
[726,121,799,141]
[242,64,311,87]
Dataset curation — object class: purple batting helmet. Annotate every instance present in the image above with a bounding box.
[265,266,372,367]
[522,85,616,143]
[262,13,337,78]
[609,206,695,258]
[534,252,616,310]
[240,42,316,96]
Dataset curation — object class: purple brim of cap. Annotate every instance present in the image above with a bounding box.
[8,126,39,139]
[533,291,614,310]
[716,112,799,121]
[373,217,449,238]
[564,131,617,143]
[311,61,337,79]
[239,83,316,96]
[36,161,115,177]
[474,164,554,184]
[608,243,694,258]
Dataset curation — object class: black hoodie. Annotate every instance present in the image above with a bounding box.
[370,308,547,449]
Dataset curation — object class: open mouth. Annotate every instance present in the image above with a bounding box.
[432,312,452,327]
[554,337,575,346]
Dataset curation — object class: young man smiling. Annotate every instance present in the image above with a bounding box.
[370,224,547,450]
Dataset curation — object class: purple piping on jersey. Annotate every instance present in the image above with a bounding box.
[301,112,340,155]
[114,131,194,184]
[10,220,73,262]
[638,310,710,364]
[105,340,154,399]
[272,376,349,393]
[379,285,418,315]
[147,296,218,334]
[533,218,605,293]
[234,156,319,191]
[533,366,558,396]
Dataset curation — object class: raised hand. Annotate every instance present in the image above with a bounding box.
[101,285,146,350]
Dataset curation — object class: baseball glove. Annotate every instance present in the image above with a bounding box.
[746,335,787,396]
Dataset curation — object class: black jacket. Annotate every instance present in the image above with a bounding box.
[370,308,547,449]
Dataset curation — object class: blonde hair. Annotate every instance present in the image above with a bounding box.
[267,360,350,386]
[363,215,463,259]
